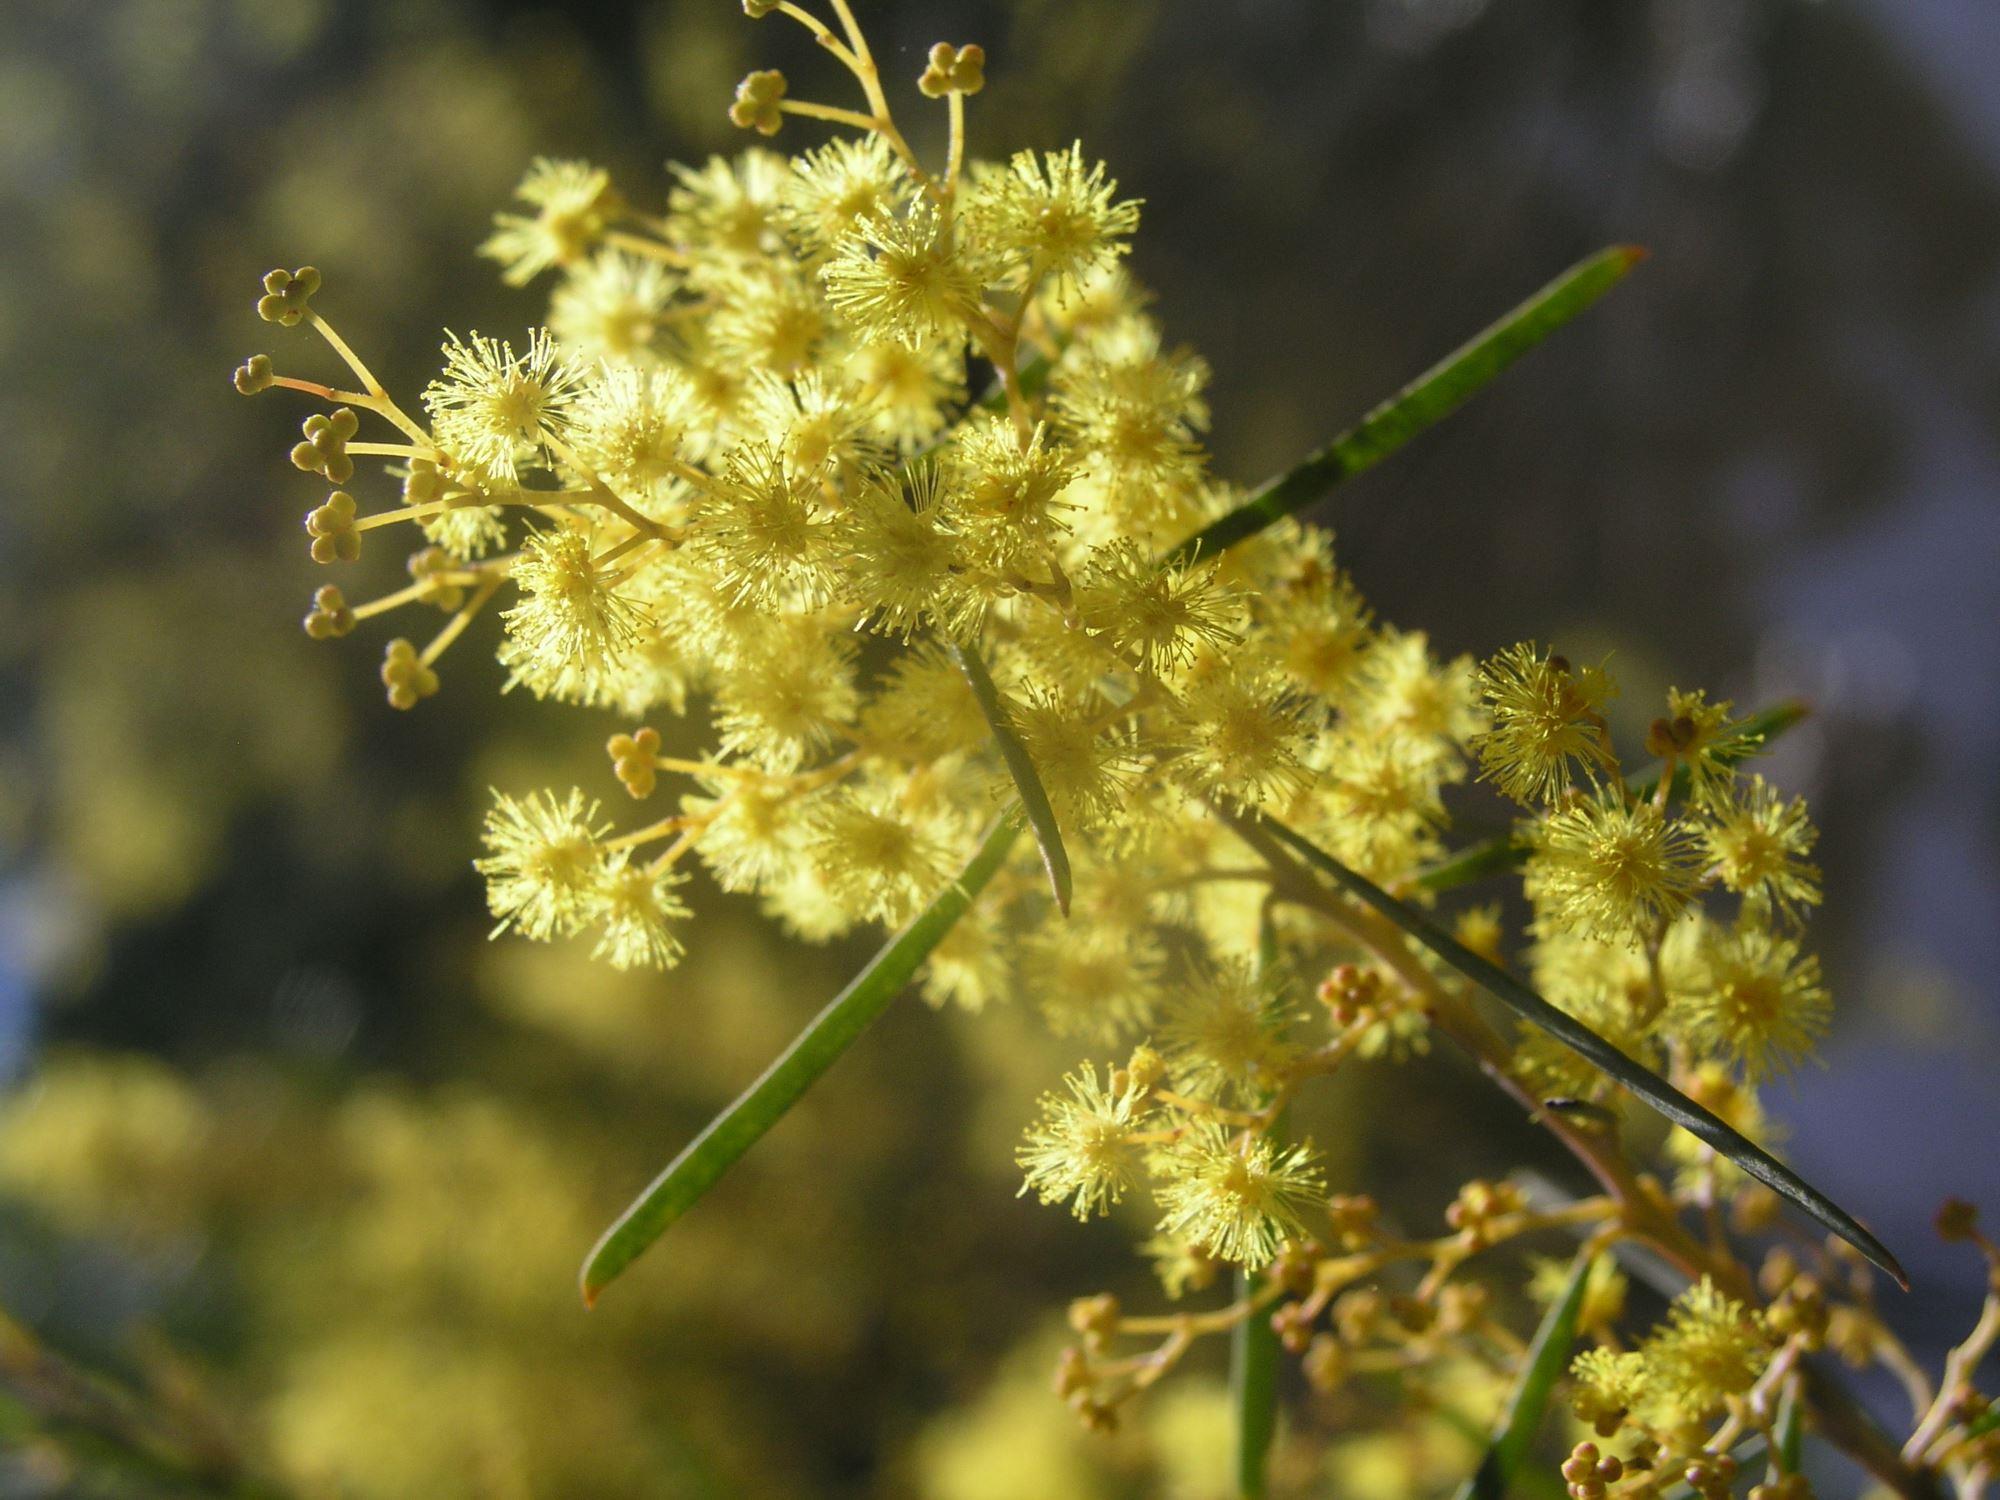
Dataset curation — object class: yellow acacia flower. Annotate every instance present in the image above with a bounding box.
[475,788,612,942]
[1153,1120,1323,1268]
[1641,1277,1773,1418]
[1026,923,1165,1044]
[806,783,955,926]
[568,363,696,501]
[1660,686,1739,810]
[821,200,981,348]
[1525,791,1699,945]
[1075,541,1238,672]
[835,461,975,639]
[1700,773,1822,919]
[590,856,692,971]
[711,616,858,771]
[667,150,788,257]
[1158,957,1296,1105]
[964,143,1141,295]
[502,526,646,676]
[779,134,910,256]
[479,157,618,286]
[947,414,1078,567]
[1016,1064,1151,1220]
[1677,918,1830,1078]
[1352,628,1485,762]
[845,336,965,451]
[694,443,836,607]
[548,250,677,364]
[1471,642,1615,805]
[424,328,585,487]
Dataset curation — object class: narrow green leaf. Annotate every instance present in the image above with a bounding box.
[1774,1379,1805,1477]
[580,814,1024,1305]
[1412,700,1812,896]
[1166,246,1647,566]
[1453,1249,1595,1500]
[1224,810,1908,1288]
[950,641,1072,916]
[1231,905,1286,1499]
[1230,1261,1281,1499]
[1963,1408,2000,1442]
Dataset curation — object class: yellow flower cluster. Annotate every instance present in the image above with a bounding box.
[235,1,1916,1483]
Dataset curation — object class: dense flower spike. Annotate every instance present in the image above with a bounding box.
[241,11,1949,1490]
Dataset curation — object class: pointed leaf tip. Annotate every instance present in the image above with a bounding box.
[579,814,1022,1302]
[1224,808,1907,1289]
[1454,1248,1594,1500]
[1164,244,1647,565]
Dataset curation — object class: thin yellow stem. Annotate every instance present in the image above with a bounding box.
[774,1,861,69]
[827,0,877,97]
[541,433,667,540]
[945,90,966,194]
[349,579,443,622]
[307,313,386,396]
[602,229,690,268]
[347,441,440,460]
[271,375,373,406]
[603,814,697,853]
[778,99,882,132]
[419,573,504,669]
[307,315,432,445]
[592,530,658,570]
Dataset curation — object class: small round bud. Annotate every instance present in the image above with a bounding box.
[256,266,320,326]
[1759,1246,1800,1298]
[1333,1287,1383,1345]
[1436,1281,1489,1334]
[1937,1197,1980,1242]
[1561,1443,1600,1484]
[1270,1239,1318,1295]
[1301,1333,1345,1392]
[608,728,662,799]
[403,458,447,508]
[917,41,984,97]
[1326,1192,1380,1249]
[291,407,360,484]
[1731,1183,1781,1233]
[1068,1393,1117,1433]
[1067,1292,1119,1347]
[381,638,439,710]
[303,584,353,639]
[1052,1345,1090,1399]
[233,354,275,394]
[1389,1294,1433,1334]
[408,546,466,610]
[1123,1044,1166,1093]
[728,70,787,136]
[1272,1299,1315,1354]
[305,490,360,564]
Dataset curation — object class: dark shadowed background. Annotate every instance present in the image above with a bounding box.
[0,0,1995,1495]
